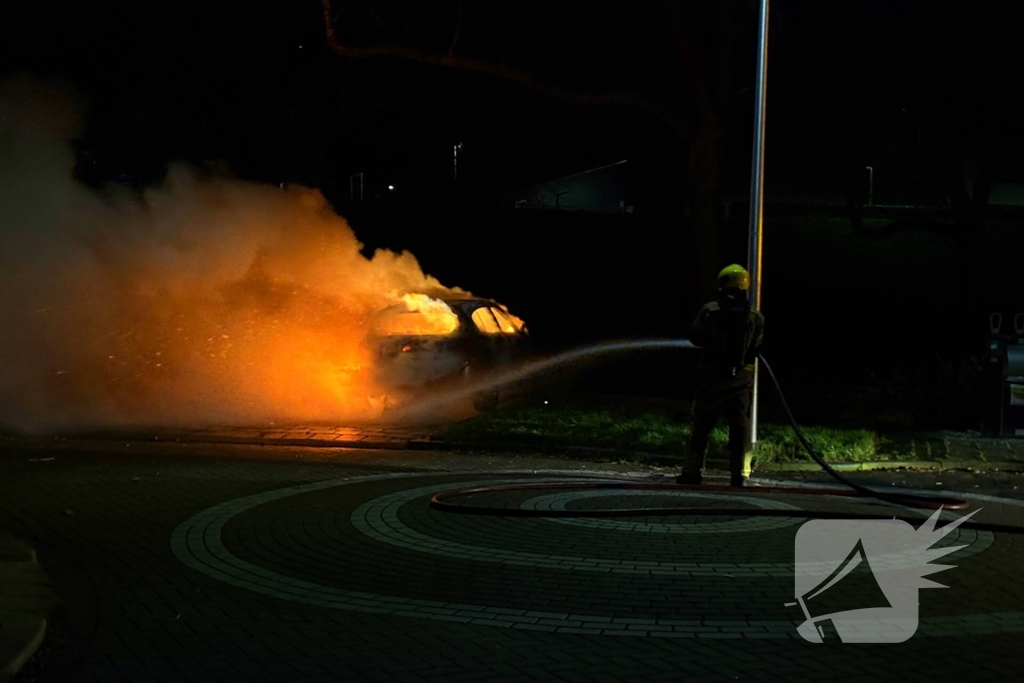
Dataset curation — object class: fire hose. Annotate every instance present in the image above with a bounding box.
[430,353,1024,535]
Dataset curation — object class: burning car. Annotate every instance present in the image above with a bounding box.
[365,295,530,410]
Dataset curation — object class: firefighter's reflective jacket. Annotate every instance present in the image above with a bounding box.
[688,294,764,374]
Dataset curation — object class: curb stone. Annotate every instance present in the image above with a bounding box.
[0,531,54,683]
[17,430,1024,473]
[757,459,1024,472]
[408,439,1024,473]
[53,432,415,451]
[0,614,47,683]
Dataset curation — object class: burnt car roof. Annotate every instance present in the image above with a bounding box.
[372,296,507,311]
[373,297,510,313]
[441,297,508,310]
[374,297,485,311]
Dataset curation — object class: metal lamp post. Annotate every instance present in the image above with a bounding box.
[747,0,769,445]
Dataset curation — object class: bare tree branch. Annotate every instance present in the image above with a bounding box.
[449,0,467,56]
[323,1,338,43]
[320,0,691,141]
[357,0,389,36]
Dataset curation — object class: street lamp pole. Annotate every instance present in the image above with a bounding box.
[747,0,769,446]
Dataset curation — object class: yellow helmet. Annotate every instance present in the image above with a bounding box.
[717,264,750,291]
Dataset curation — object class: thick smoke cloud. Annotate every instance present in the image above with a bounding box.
[0,75,464,432]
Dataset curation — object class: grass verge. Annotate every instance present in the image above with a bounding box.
[435,395,878,465]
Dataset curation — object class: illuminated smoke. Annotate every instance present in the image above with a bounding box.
[0,75,468,431]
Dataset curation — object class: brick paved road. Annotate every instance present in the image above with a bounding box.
[2,437,1023,682]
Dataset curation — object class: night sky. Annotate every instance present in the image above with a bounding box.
[5,1,1018,192]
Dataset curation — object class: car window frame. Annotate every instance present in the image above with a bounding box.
[470,306,503,335]
[488,307,522,335]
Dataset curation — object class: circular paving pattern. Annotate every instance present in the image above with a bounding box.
[171,472,1024,639]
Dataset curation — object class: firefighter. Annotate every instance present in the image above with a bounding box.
[677,264,764,487]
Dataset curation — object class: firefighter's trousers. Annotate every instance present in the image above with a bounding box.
[681,366,755,478]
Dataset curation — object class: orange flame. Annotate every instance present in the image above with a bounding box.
[370,294,460,336]
[0,77,535,431]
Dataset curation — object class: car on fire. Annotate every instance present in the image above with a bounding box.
[365,296,530,410]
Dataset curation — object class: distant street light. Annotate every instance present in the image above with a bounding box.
[388,184,395,191]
